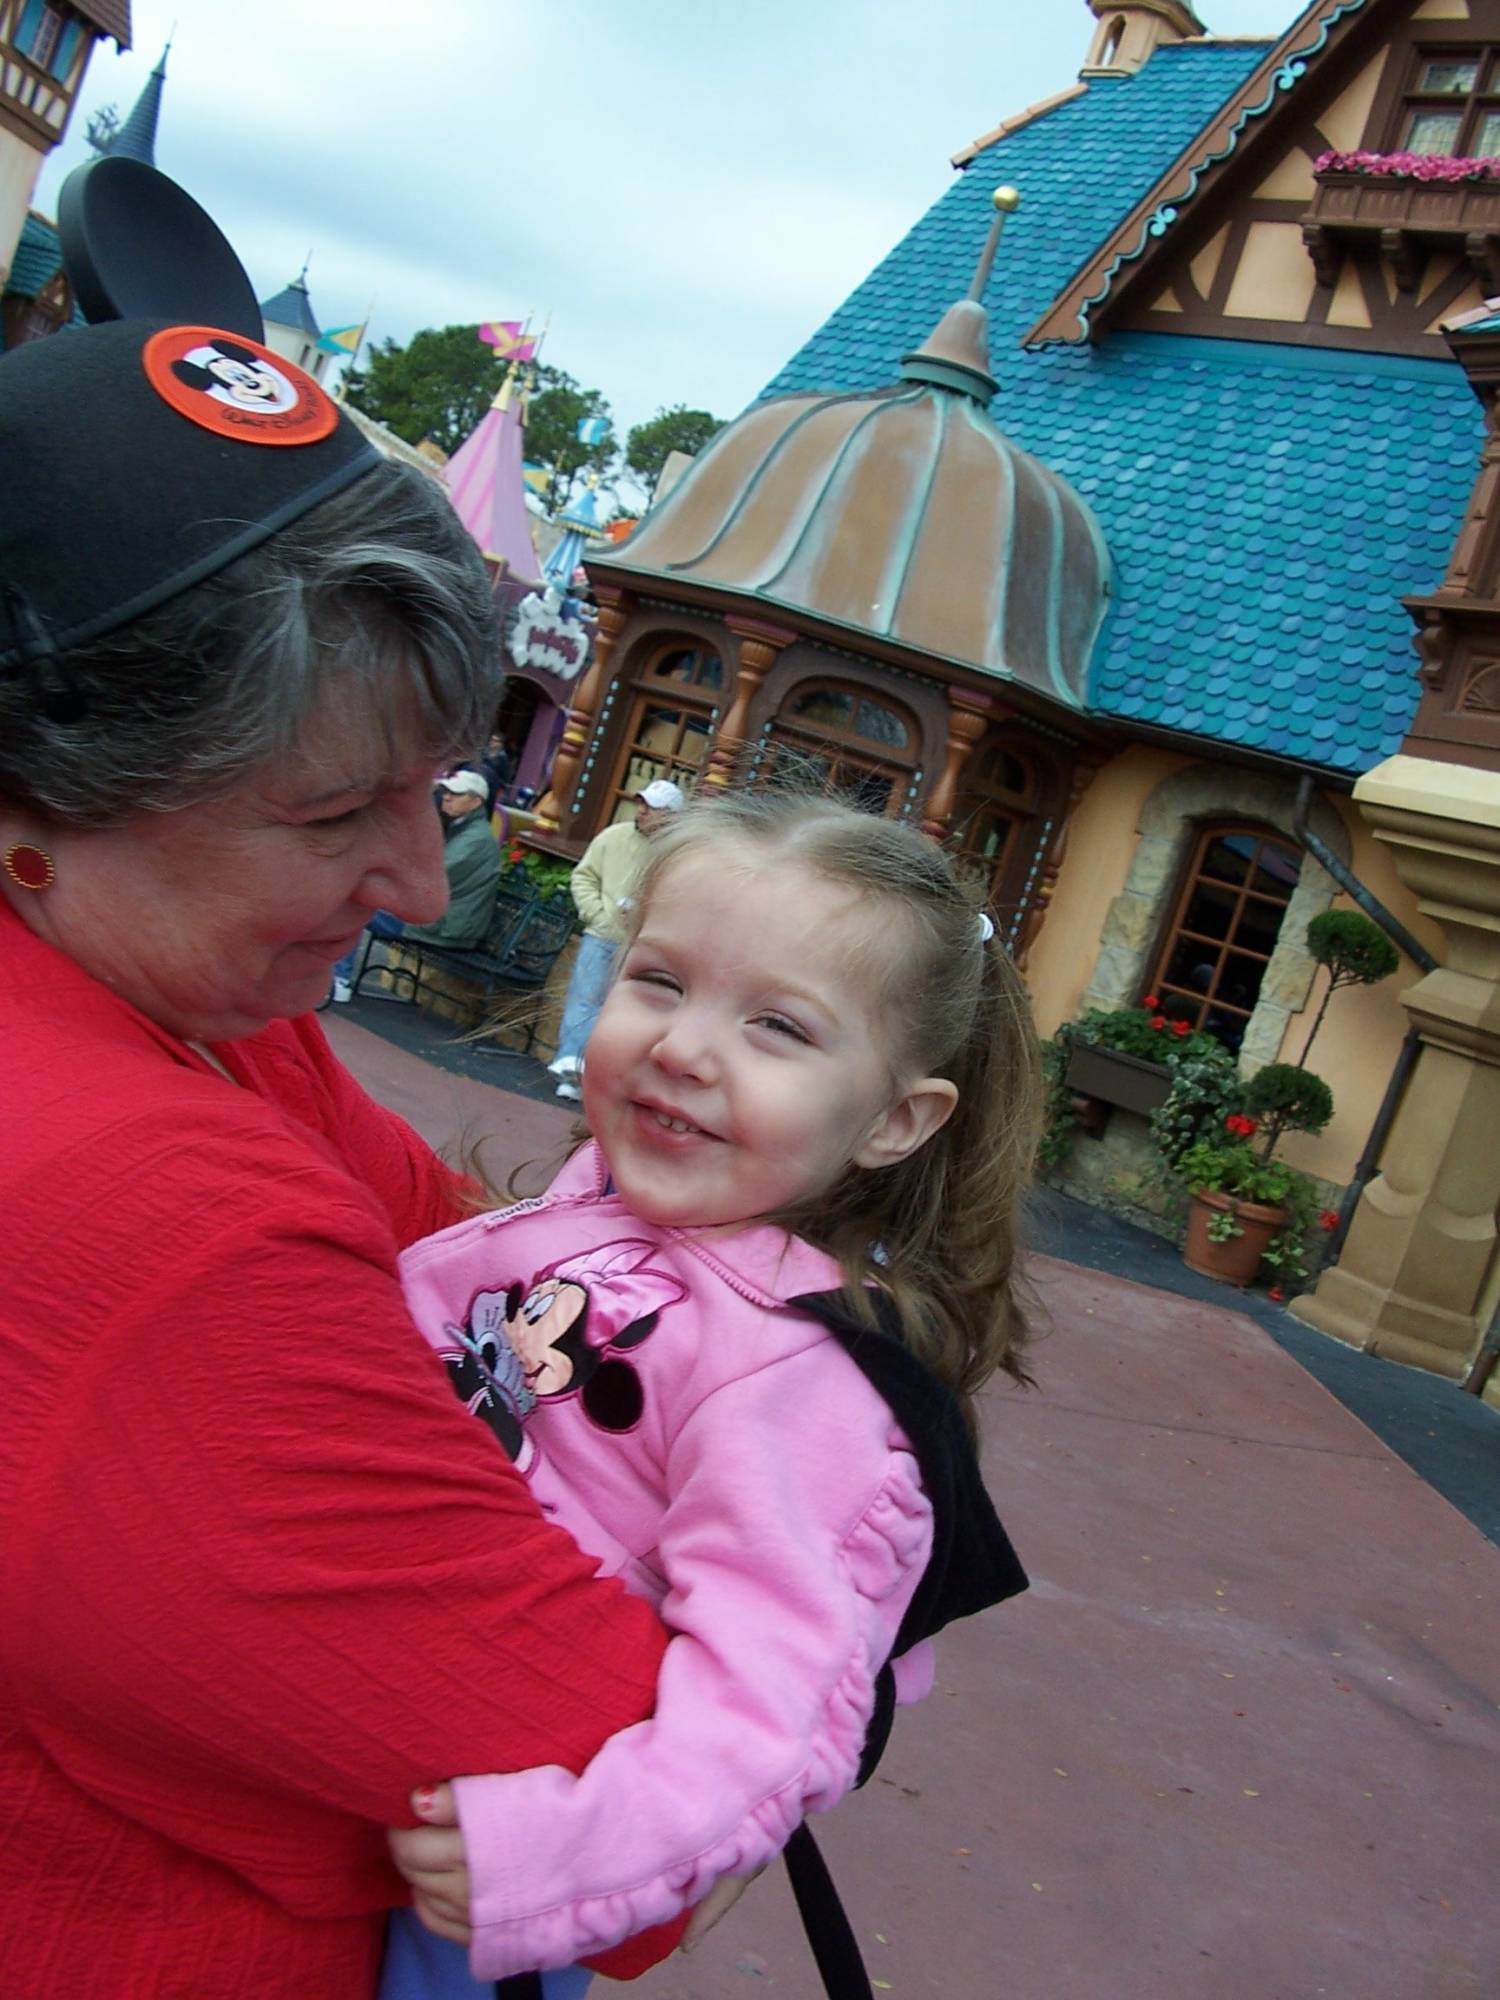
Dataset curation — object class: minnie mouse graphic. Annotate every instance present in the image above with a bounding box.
[440,1239,687,1467]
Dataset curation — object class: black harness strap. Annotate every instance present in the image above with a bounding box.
[783,1822,874,2000]
[492,1974,543,1998]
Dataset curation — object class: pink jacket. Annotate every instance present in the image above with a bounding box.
[398,1142,935,1980]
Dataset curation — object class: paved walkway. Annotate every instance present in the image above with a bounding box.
[326,1010,1500,1999]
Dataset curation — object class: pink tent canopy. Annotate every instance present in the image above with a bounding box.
[442,374,543,585]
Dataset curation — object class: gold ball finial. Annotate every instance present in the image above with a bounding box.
[993,186,1022,213]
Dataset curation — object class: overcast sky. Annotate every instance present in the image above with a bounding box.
[37,0,1297,446]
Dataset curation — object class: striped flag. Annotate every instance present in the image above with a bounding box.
[576,415,609,446]
[479,321,539,362]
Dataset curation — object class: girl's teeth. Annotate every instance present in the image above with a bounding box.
[655,1112,696,1134]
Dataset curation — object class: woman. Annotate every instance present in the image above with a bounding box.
[0,318,685,1997]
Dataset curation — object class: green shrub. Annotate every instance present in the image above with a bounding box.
[1243,1062,1333,1156]
[1306,909,1401,987]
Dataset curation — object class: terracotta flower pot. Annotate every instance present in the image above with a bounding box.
[1181,1189,1287,1288]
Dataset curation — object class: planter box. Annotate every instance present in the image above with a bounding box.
[1303,171,1500,290]
[1064,1040,1173,1118]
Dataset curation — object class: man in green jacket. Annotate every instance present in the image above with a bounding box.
[331,770,500,1001]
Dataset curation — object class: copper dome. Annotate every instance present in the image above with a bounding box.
[591,298,1111,712]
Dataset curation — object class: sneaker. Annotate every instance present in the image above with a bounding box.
[332,977,353,1004]
[547,1054,581,1080]
[555,1080,581,1102]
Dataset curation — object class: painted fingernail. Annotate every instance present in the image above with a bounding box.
[413,1786,438,1818]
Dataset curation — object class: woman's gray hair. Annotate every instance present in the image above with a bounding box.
[0,458,502,826]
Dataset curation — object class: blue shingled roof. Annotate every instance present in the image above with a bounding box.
[7,214,63,299]
[761,40,1484,776]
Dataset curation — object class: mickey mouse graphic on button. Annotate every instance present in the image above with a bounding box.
[142,325,338,446]
[440,1240,688,1467]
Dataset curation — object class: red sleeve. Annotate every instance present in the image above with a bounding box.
[5,1101,668,1927]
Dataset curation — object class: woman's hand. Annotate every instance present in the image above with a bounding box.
[388,1784,471,1946]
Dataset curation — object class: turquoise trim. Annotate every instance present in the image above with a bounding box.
[1072,0,1374,342]
[14,0,43,54]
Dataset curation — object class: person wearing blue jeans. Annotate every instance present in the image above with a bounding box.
[547,778,684,1100]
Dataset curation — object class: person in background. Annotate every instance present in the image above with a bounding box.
[481,730,517,814]
[332,771,500,1001]
[546,777,684,1100]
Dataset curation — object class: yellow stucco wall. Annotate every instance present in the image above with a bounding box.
[1025,745,1192,1035]
[1025,758,1448,1189]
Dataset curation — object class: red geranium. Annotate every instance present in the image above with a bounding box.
[1141,994,1159,1009]
[1267,1287,1285,1303]
[1171,1019,1191,1037]
[1224,1113,1258,1138]
[1151,1015,1167,1031]
[1319,1209,1340,1232]
[508,845,524,863]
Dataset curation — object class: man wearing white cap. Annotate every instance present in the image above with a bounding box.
[548,778,685,1098]
[331,770,500,1001]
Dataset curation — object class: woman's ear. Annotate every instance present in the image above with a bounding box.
[853,1076,958,1171]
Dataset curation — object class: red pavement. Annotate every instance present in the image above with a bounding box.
[327,1016,1500,2000]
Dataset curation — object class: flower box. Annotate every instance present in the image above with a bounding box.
[1064,1040,1173,1118]
[1303,165,1500,291]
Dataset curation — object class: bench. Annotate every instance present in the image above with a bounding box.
[352,880,577,1056]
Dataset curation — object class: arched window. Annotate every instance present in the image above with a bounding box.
[951,742,1047,942]
[753,681,918,818]
[1147,825,1302,1051]
[1096,13,1126,66]
[602,641,722,824]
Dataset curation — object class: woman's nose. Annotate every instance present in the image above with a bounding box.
[363,792,450,925]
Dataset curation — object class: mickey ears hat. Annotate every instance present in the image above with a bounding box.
[0,157,379,672]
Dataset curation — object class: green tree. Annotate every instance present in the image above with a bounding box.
[1298,909,1402,1068]
[343,324,501,457]
[525,364,616,515]
[624,405,723,495]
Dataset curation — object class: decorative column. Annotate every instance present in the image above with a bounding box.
[532,587,630,835]
[1015,753,1103,966]
[704,620,795,789]
[918,688,995,839]
[1291,759,1500,1377]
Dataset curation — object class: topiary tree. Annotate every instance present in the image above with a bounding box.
[1298,910,1401,1069]
[1243,1062,1333,1160]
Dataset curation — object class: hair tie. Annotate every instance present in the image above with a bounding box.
[977,911,995,943]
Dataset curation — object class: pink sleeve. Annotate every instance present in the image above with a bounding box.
[451,1341,934,1980]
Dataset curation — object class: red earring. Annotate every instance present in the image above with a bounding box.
[3,842,55,891]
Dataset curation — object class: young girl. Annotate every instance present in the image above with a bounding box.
[381,790,1040,1998]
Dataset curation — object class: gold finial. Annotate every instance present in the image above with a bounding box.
[968,184,1022,302]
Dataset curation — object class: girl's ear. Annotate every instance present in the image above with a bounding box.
[853,1076,959,1171]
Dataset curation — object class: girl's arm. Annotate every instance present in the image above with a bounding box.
[448,1337,934,1980]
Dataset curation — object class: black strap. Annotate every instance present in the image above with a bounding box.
[492,1975,543,1999]
[783,1822,874,2000]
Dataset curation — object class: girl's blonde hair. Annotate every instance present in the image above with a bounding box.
[630,788,1043,1429]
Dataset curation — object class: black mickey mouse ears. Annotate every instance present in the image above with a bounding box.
[0,159,378,675]
[59,155,265,338]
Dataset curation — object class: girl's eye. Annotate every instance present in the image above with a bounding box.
[759,1013,811,1045]
[631,968,680,994]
